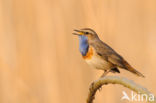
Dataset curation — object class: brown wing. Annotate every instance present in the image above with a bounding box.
[91,40,145,77]
[107,53,124,67]
[91,40,124,67]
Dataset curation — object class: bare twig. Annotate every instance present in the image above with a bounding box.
[87,76,155,103]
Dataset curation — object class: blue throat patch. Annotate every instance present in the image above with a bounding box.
[78,35,89,56]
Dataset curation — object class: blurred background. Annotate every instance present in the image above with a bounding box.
[0,0,156,103]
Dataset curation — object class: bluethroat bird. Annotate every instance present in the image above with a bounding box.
[73,28,145,77]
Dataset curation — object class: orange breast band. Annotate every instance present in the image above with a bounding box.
[83,47,93,59]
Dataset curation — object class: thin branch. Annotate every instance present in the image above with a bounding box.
[87,76,156,103]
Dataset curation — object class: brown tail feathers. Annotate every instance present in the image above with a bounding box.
[123,61,145,78]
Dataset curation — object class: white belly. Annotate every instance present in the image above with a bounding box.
[85,54,113,70]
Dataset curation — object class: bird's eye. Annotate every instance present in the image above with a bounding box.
[85,32,89,34]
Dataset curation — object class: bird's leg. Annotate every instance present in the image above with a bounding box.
[89,70,109,91]
[100,70,110,78]
[98,70,111,91]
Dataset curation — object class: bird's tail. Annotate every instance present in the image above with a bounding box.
[124,61,145,78]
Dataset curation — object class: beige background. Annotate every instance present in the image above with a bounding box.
[0,0,156,103]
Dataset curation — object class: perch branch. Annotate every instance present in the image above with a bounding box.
[87,76,155,103]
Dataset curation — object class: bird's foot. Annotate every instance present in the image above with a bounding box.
[100,74,106,78]
[100,72,107,78]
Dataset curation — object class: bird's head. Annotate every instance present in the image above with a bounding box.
[73,28,99,40]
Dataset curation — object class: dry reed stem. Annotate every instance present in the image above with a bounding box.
[87,76,155,103]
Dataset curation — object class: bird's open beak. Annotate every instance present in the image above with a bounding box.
[72,29,84,35]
